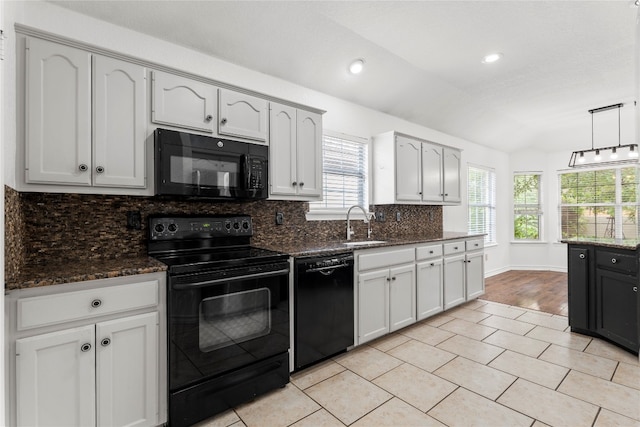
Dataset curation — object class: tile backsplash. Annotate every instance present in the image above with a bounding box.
[4,186,442,282]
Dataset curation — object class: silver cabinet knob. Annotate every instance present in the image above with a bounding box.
[430,263,435,267]
[80,343,92,352]
[292,181,298,186]
[220,117,227,125]
[91,299,102,308]
[633,287,638,292]
[78,164,88,172]
[611,258,617,264]
[299,182,304,186]
[96,166,105,174]
[101,338,111,347]
[205,115,213,122]
[579,253,585,259]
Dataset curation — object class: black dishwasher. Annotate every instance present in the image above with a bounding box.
[294,253,354,370]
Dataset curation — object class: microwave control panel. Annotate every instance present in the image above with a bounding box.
[247,157,265,189]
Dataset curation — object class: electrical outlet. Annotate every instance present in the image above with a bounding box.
[396,211,401,221]
[485,253,489,261]
[429,211,434,221]
[126,211,142,230]
[375,211,385,222]
[275,212,284,225]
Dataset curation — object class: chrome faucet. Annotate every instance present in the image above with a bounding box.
[346,205,373,240]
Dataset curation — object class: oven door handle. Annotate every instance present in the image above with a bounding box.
[172,268,290,290]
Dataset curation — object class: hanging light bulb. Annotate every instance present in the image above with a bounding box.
[610,147,618,159]
[578,152,585,163]
[594,149,601,161]
[629,145,639,158]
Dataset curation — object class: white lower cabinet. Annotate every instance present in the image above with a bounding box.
[465,240,485,300]
[416,243,444,320]
[7,273,166,427]
[356,247,416,345]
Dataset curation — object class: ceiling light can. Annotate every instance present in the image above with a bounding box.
[482,53,503,64]
[349,59,365,74]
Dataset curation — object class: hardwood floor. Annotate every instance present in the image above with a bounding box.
[483,270,568,316]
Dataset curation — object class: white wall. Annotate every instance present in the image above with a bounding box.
[1,0,512,277]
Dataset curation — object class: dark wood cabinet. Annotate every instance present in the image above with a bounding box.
[566,243,639,354]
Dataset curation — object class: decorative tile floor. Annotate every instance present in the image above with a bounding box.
[194,299,640,427]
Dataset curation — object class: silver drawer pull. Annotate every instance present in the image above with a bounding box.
[579,253,585,259]
[91,299,102,308]
[611,258,617,264]
[80,343,92,352]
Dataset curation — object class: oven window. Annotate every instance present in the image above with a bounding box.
[199,288,272,352]
[170,155,239,190]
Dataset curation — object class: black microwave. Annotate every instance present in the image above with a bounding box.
[155,128,268,200]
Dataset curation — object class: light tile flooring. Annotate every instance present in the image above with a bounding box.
[195,299,640,427]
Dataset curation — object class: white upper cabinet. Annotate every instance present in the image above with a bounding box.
[269,103,322,199]
[93,56,146,188]
[151,70,216,133]
[26,38,92,186]
[218,89,268,142]
[372,131,461,205]
[25,38,146,189]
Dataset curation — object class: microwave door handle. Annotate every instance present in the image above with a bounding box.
[195,169,201,192]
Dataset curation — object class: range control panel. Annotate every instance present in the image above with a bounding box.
[149,215,253,240]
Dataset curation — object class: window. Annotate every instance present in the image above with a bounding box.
[559,166,639,239]
[513,173,542,240]
[309,132,369,213]
[468,165,496,244]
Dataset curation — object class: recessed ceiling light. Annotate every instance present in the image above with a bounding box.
[482,53,503,64]
[349,59,365,74]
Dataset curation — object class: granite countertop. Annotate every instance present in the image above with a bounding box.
[561,238,640,251]
[6,232,482,290]
[6,256,167,291]
[258,231,484,257]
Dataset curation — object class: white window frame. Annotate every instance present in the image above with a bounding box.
[512,172,543,242]
[467,164,497,244]
[306,131,371,221]
[558,165,639,240]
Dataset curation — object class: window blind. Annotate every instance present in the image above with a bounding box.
[468,165,496,243]
[310,133,369,210]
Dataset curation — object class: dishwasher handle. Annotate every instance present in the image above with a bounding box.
[305,263,352,274]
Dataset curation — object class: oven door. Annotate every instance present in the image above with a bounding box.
[155,128,268,199]
[168,261,290,391]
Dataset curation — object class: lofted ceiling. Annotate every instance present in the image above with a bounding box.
[49,0,638,154]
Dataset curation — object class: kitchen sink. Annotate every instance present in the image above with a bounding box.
[343,240,387,247]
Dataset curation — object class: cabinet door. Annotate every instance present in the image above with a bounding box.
[151,71,216,132]
[389,264,416,332]
[96,313,158,427]
[218,89,268,142]
[595,269,639,352]
[93,56,146,188]
[416,259,444,320]
[26,38,92,185]
[16,325,96,427]
[443,147,461,203]
[296,110,323,197]
[444,254,466,310]
[395,136,422,201]
[358,269,390,344]
[465,251,485,300]
[568,246,591,330]
[269,103,297,196]
[421,142,444,202]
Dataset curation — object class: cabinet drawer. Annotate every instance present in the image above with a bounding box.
[466,239,484,251]
[443,241,465,256]
[416,244,443,260]
[595,250,638,276]
[17,280,159,331]
[358,247,415,271]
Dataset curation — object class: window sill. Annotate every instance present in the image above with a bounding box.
[306,209,372,222]
[509,240,549,244]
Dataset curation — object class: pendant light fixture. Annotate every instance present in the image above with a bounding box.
[568,103,638,167]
